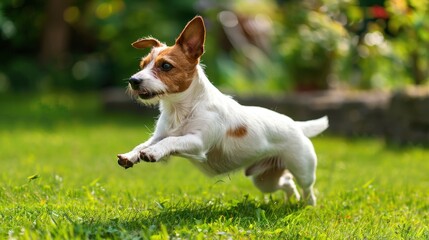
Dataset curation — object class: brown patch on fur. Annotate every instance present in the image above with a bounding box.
[227,125,248,138]
[153,45,198,93]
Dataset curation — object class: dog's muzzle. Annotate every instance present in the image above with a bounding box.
[128,77,163,100]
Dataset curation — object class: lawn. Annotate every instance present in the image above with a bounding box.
[1,92,428,239]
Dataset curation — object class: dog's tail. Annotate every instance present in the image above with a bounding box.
[296,116,329,138]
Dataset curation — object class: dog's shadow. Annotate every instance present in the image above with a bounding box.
[76,197,303,237]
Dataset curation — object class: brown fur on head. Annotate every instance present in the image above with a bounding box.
[128,16,206,103]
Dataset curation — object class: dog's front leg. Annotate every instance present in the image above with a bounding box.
[139,134,206,163]
[117,137,157,169]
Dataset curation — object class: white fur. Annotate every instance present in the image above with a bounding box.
[118,63,328,205]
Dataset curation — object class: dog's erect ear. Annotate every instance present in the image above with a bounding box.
[132,37,163,49]
[176,16,206,59]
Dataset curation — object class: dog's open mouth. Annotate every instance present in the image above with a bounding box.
[138,90,163,100]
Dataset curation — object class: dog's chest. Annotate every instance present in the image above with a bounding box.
[187,146,238,175]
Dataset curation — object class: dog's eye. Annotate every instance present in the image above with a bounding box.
[160,62,173,72]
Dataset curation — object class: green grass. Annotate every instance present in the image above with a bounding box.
[1,92,428,239]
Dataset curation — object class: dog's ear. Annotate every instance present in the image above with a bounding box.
[176,16,206,60]
[132,37,163,49]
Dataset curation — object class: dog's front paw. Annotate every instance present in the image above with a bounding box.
[117,153,140,169]
[139,147,163,162]
[117,155,134,169]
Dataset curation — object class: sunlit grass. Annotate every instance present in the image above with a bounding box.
[1,92,428,239]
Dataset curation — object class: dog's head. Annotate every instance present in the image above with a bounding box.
[128,16,206,104]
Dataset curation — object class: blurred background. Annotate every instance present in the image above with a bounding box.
[1,0,428,94]
[1,2,429,237]
[1,0,429,144]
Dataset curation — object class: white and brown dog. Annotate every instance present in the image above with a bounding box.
[117,16,328,205]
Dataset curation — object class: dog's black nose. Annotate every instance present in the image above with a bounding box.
[129,77,142,90]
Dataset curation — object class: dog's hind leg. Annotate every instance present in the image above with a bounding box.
[278,170,301,202]
[282,139,318,206]
[246,160,301,202]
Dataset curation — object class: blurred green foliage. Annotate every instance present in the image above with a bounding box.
[0,0,428,93]
[0,0,198,92]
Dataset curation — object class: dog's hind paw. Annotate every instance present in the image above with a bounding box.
[117,154,135,169]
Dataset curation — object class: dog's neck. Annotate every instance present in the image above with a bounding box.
[159,65,218,123]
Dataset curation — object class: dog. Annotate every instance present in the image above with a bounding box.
[117,16,328,206]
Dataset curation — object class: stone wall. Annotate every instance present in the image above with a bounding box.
[384,88,429,145]
[103,87,429,145]
[236,91,390,137]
